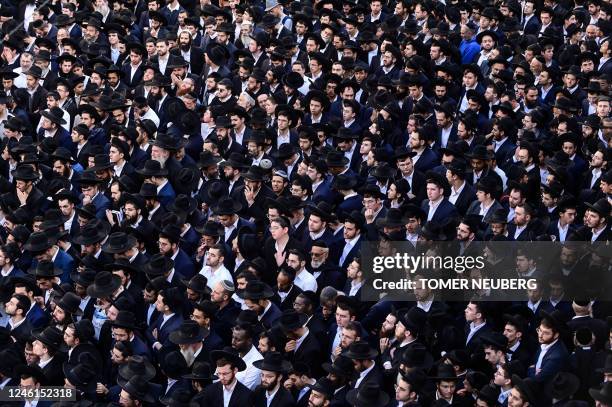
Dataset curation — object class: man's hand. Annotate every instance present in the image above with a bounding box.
[96,383,109,395]
[244,185,255,205]
[82,194,92,205]
[379,337,389,353]
[16,189,28,206]
[285,340,296,352]
[364,208,375,224]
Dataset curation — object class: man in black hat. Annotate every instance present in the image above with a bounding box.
[31,326,65,386]
[344,340,382,390]
[251,352,295,407]
[577,198,611,242]
[199,348,253,406]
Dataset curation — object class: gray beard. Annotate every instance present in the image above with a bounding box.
[180,347,196,366]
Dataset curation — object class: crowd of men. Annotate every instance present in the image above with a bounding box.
[0,0,609,404]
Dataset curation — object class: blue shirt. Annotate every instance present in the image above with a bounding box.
[460,38,481,64]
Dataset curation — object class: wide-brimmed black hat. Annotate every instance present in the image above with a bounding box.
[325,150,350,167]
[239,280,274,300]
[118,355,156,381]
[169,320,209,345]
[24,232,55,253]
[478,384,501,405]
[332,173,358,190]
[376,208,405,228]
[86,271,122,298]
[194,220,223,237]
[394,146,417,160]
[511,375,538,405]
[11,165,39,181]
[151,132,187,150]
[278,309,308,332]
[551,372,580,400]
[253,351,292,373]
[431,363,458,381]
[344,340,378,360]
[102,232,137,254]
[41,107,67,125]
[54,292,83,316]
[73,220,110,245]
[111,310,137,331]
[212,197,242,215]
[63,353,97,393]
[197,151,223,168]
[210,347,247,371]
[182,361,216,381]
[480,331,508,350]
[143,253,174,276]
[307,201,334,222]
[237,226,259,261]
[28,260,63,279]
[77,170,105,185]
[272,143,299,160]
[322,354,355,378]
[241,165,266,182]
[32,326,63,350]
[181,274,211,296]
[136,160,168,177]
[465,145,494,160]
[397,306,427,335]
[590,382,612,405]
[401,343,434,370]
[585,198,611,218]
[346,383,389,407]
[120,376,155,404]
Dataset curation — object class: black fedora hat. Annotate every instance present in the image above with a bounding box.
[111,310,137,331]
[346,383,389,407]
[54,292,83,316]
[394,146,417,160]
[465,145,494,160]
[73,220,110,245]
[118,355,156,381]
[210,347,247,371]
[551,372,580,400]
[241,165,266,182]
[325,150,350,167]
[182,361,216,381]
[143,253,174,276]
[585,198,611,218]
[401,343,434,370]
[41,107,67,125]
[344,340,378,360]
[590,382,612,405]
[239,280,274,300]
[151,131,187,150]
[197,151,223,168]
[511,375,538,405]
[31,326,63,350]
[24,232,55,253]
[136,160,168,177]
[63,353,97,393]
[253,351,292,373]
[169,320,209,345]
[102,232,137,254]
[181,274,211,296]
[322,354,355,378]
[376,208,406,228]
[194,219,223,237]
[308,377,335,399]
[307,202,334,222]
[212,197,242,215]
[397,306,427,335]
[28,260,63,278]
[237,226,259,261]
[478,384,501,405]
[120,376,155,404]
[272,143,299,160]
[332,173,358,190]
[431,363,458,381]
[278,309,308,332]
[11,165,39,181]
[77,170,105,185]
[86,271,122,298]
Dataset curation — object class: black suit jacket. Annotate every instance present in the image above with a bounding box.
[198,380,253,407]
[40,354,66,386]
[350,363,384,390]
[253,385,296,407]
[284,330,323,378]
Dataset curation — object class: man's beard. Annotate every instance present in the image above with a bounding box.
[180,43,191,52]
[180,347,196,366]
[124,214,137,225]
[153,155,167,167]
[310,259,324,269]
[94,3,110,15]
[262,377,279,391]
[241,35,251,46]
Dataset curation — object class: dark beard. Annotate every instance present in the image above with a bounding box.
[180,43,191,52]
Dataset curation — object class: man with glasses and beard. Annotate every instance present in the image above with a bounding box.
[307,241,344,292]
